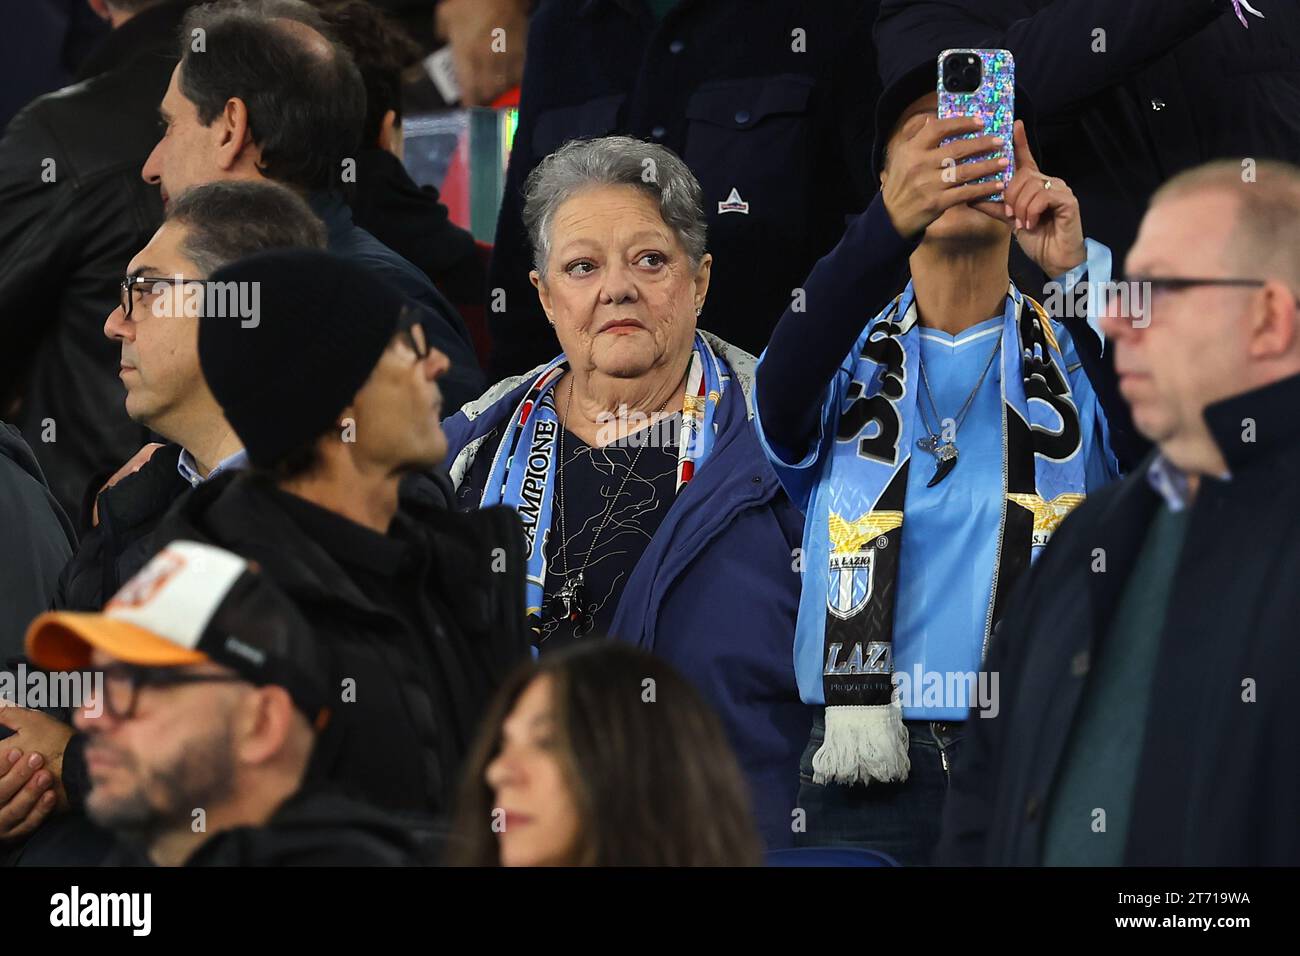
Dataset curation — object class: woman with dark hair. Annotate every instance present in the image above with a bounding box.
[449,642,762,867]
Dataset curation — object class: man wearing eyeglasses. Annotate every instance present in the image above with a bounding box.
[4,249,529,862]
[47,180,328,617]
[25,540,424,866]
[939,159,1300,866]
[0,181,329,858]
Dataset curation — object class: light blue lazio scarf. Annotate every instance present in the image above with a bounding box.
[813,280,1089,786]
[480,332,728,646]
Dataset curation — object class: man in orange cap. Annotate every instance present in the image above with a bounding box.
[24,540,421,866]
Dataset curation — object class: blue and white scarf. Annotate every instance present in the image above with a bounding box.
[815,281,1088,785]
[480,332,728,644]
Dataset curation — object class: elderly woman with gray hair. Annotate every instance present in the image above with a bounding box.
[441,135,809,848]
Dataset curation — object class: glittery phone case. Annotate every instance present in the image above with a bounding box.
[937,49,1015,202]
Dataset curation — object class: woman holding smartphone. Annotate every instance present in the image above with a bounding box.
[753,54,1122,864]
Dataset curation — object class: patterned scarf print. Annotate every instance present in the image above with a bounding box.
[813,282,1088,785]
[480,333,728,644]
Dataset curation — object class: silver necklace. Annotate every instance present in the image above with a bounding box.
[915,330,1002,487]
[548,377,672,630]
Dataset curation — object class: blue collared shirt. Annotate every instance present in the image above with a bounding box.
[1145,453,1231,513]
[177,447,248,487]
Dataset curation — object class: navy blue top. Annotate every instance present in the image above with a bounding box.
[309,193,484,413]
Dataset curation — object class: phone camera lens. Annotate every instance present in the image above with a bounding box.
[942,53,983,94]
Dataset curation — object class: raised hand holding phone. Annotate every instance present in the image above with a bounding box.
[881,113,1008,239]
[938,49,1015,202]
[975,119,1087,278]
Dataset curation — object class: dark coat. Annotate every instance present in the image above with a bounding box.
[873,0,1300,275]
[155,471,530,819]
[53,443,189,612]
[307,193,485,413]
[0,422,75,660]
[486,0,882,379]
[94,790,431,866]
[0,0,107,130]
[443,334,812,848]
[0,1,193,518]
[51,470,532,832]
[348,147,485,314]
[939,373,1300,866]
[180,790,430,866]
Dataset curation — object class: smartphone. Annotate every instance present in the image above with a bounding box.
[937,49,1015,202]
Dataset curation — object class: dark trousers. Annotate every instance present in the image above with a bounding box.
[795,713,965,866]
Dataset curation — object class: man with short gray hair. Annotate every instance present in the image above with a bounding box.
[940,159,1300,866]
[57,179,329,612]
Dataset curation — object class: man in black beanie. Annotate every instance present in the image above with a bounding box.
[143,248,530,848]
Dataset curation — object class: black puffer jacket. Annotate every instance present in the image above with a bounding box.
[182,790,432,866]
[96,789,432,866]
[53,443,189,612]
[143,470,530,824]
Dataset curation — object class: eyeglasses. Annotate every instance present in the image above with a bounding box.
[119,274,209,321]
[1126,275,1300,307]
[96,662,246,720]
[395,306,430,361]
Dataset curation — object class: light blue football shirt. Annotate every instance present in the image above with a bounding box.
[757,282,1117,720]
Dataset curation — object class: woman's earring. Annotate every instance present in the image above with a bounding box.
[695,304,703,317]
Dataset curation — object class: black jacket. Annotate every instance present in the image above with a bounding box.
[308,193,485,414]
[53,443,189,612]
[146,471,530,823]
[487,0,881,379]
[349,147,486,313]
[0,0,107,131]
[0,422,75,660]
[95,789,429,866]
[182,790,430,866]
[0,1,193,519]
[874,0,1300,274]
[939,373,1300,866]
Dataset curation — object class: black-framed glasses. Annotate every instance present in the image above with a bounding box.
[97,662,246,720]
[1127,275,1300,307]
[395,306,430,361]
[119,274,209,321]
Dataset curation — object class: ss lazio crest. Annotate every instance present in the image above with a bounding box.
[826,510,903,620]
[1006,492,1086,550]
[828,551,874,620]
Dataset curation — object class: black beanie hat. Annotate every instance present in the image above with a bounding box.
[198,248,408,469]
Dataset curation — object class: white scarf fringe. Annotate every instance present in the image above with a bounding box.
[811,703,911,786]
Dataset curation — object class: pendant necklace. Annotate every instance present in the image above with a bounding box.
[915,329,1002,487]
[547,377,672,634]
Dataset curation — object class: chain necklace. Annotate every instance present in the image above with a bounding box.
[915,330,1002,487]
[547,376,673,632]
